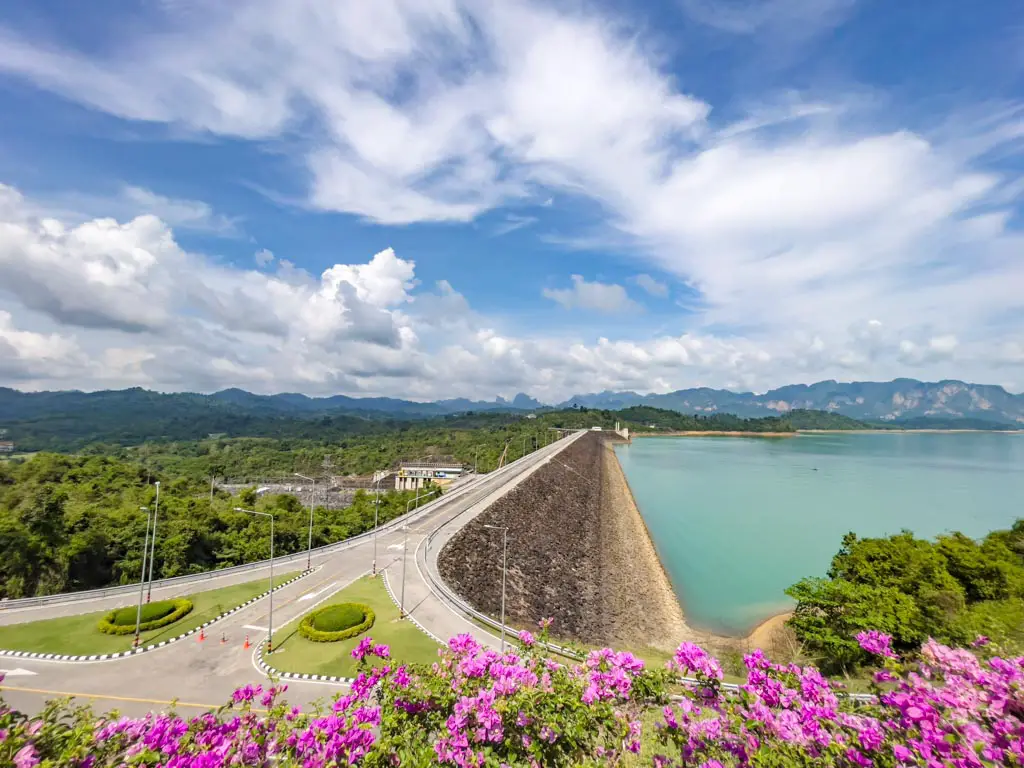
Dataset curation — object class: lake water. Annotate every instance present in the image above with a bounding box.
[614,433,1024,636]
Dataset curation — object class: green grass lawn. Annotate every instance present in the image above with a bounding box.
[0,571,301,656]
[265,575,442,678]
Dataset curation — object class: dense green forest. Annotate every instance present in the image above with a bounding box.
[0,452,443,599]
[783,409,870,430]
[786,521,1024,673]
[0,406,807,599]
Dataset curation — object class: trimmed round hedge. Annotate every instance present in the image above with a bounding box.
[98,598,193,636]
[299,602,375,643]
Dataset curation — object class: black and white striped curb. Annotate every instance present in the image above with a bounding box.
[381,569,445,647]
[0,569,317,664]
[255,641,358,685]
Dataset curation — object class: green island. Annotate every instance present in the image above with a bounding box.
[0,571,300,655]
[265,576,441,678]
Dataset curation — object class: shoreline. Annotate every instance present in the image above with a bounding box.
[634,431,796,438]
[599,439,698,650]
[798,428,1024,434]
[607,439,795,652]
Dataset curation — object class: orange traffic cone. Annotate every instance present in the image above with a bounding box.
[243,635,251,650]
[198,628,206,642]
[220,633,227,645]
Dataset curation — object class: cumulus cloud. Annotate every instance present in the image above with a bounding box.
[254,248,275,267]
[543,275,639,314]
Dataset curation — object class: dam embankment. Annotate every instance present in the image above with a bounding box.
[437,432,689,650]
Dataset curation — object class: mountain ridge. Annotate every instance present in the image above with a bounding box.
[1,378,1022,426]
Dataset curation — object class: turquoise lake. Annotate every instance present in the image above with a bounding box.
[614,433,1024,636]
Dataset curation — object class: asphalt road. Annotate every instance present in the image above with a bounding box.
[0,432,582,718]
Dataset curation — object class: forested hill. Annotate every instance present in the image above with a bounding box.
[1,388,809,452]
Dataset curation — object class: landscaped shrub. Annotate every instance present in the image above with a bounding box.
[313,604,365,632]
[299,602,374,642]
[97,598,193,635]
[110,600,177,626]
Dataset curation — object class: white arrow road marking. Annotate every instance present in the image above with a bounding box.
[0,668,38,677]
[243,625,268,631]
[298,582,338,602]
[387,543,403,551]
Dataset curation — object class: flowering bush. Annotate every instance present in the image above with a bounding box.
[1,623,1021,767]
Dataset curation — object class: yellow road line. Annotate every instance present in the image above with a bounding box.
[0,685,266,713]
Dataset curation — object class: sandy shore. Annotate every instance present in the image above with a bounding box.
[634,431,797,438]
[745,612,795,653]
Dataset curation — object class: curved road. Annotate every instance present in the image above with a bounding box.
[0,432,583,716]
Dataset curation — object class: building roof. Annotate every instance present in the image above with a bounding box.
[399,460,464,469]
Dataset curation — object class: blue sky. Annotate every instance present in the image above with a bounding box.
[0,0,1021,401]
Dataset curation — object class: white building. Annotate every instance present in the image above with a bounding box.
[396,460,465,491]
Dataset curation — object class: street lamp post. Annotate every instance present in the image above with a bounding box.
[134,506,153,649]
[482,524,509,653]
[372,472,382,576]
[399,525,410,618]
[236,507,275,653]
[293,473,316,571]
[145,481,160,603]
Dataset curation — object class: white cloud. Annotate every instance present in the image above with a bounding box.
[0,3,1022,395]
[631,273,669,298]
[42,185,241,236]
[679,0,855,36]
[0,186,1020,399]
[543,275,640,314]
[254,248,275,267]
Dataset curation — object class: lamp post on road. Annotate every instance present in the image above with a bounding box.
[145,481,160,603]
[399,524,410,619]
[134,506,154,649]
[293,473,316,571]
[405,486,438,516]
[372,471,383,576]
[236,507,275,654]
[482,524,509,653]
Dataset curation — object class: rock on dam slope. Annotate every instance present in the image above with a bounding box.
[438,432,688,650]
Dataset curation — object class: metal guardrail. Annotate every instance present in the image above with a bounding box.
[419,432,875,702]
[0,440,558,612]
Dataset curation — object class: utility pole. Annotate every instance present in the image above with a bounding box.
[209,474,215,508]
[145,481,160,603]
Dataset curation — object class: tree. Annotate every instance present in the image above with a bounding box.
[785,577,924,674]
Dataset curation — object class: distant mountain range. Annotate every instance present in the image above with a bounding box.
[1,379,1021,434]
[559,379,1024,426]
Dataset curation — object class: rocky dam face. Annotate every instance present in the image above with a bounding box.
[437,432,686,648]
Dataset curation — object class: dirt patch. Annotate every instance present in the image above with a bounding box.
[439,433,699,648]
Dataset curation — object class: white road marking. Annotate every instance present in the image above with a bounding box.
[0,667,38,677]
[243,625,268,631]
[387,543,403,551]
[297,582,338,602]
